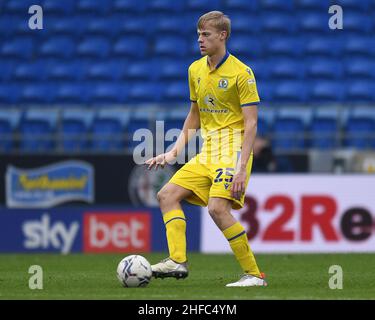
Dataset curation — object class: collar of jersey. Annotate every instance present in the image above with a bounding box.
[206,50,230,71]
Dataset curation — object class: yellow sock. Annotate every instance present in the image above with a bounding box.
[163,209,187,263]
[223,222,261,277]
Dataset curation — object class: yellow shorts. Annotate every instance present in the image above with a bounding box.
[169,152,253,210]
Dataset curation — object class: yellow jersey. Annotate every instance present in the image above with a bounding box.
[188,51,260,158]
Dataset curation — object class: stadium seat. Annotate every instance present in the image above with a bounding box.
[310,117,338,149]
[257,117,269,137]
[230,13,260,35]
[187,0,222,11]
[344,13,373,33]
[86,60,127,81]
[149,0,185,12]
[295,0,327,11]
[77,0,112,13]
[113,37,147,58]
[128,83,162,103]
[61,109,94,152]
[306,59,343,79]
[3,0,36,13]
[347,81,375,102]
[334,0,372,12]
[224,0,258,12]
[55,83,88,104]
[163,82,190,102]
[0,60,16,82]
[91,109,130,151]
[273,81,308,103]
[299,14,330,33]
[154,17,190,36]
[159,60,189,80]
[14,61,46,82]
[305,37,343,57]
[76,38,111,58]
[0,84,21,104]
[310,81,346,102]
[117,16,152,37]
[88,83,128,104]
[344,37,375,57]
[256,81,276,102]
[268,59,305,80]
[260,0,294,11]
[46,60,87,81]
[345,59,375,79]
[229,36,262,59]
[153,37,189,58]
[19,109,58,152]
[113,0,148,13]
[43,0,76,14]
[0,16,28,36]
[48,17,85,36]
[39,37,76,58]
[1,38,34,59]
[272,118,306,150]
[0,110,21,152]
[20,84,56,104]
[85,18,122,38]
[345,118,375,149]
[260,13,297,34]
[124,61,158,81]
[266,37,304,57]
[126,110,155,150]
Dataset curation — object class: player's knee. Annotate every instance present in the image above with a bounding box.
[157,187,174,205]
[208,203,225,218]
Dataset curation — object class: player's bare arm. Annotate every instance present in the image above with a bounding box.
[231,106,258,200]
[145,102,200,170]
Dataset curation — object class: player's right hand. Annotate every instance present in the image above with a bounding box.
[145,150,177,170]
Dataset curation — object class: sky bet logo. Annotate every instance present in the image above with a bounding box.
[22,214,80,254]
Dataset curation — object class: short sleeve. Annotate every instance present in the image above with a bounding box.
[188,66,197,102]
[237,67,260,107]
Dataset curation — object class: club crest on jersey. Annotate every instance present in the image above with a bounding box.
[218,78,228,89]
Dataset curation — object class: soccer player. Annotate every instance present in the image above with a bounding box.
[145,11,266,287]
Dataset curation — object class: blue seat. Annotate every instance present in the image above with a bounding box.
[0,60,16,82]
[335,0,372,11]
[347,81,375,102]
[154,37,188,57]
[344,37,375,56]
[268,59,304,80]
[91,110,130,151]
[0,16,27,36]
[128,83,162,103]
[14,61,46,81]
[0,84,21,104]
[84,17,121,37]
[310,117,338,149]
[19,110,58,152]
[86,60,127,81]
[310,81,345,102]
[224,0,258,11]
[344,13,372,33]
[345,59,375,79]
[295,0,327,11]
[187,0,222,11]
[124,61,158,81]
[43,0,75,13]
[39,37,75,58]
[77,0,112,13]
[273,81,308,103]
[159,60,189,80]
[154,17,189,36]
[113,37,147,58]
[305,37,343,57]
[256,81,276,102]
[266,37,304,57]
[4,0,36,12]
[118,16,152,37]
[1,38,34,59]
[299,14,329,33]
[48,17,85,36]
[56,83,88,104]
[61,109,94,152]
[260,0,294,11]
[0,110,21,152]
[345,118,375,149]
[89,83,128,104]
[306,59,343,79]
[261,13,297,34]
[229,36,262,59]
[20,84,56,104]
[257,117,269,137]
[273,118,306,150]
[113,0,148,13]
[77,38,111,58]
[163,82,190,102]
[126,112,153,150]
[149,0,185,12]
[46,60,87,81]
[230,13,260,34]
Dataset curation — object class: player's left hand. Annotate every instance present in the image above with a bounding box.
[231,169,247,200]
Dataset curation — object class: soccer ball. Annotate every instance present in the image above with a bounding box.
[116,255,152,288]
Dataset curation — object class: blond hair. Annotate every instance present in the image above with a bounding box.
[197,11,231,40]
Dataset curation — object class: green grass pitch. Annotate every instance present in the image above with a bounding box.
[0,253,374,300]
